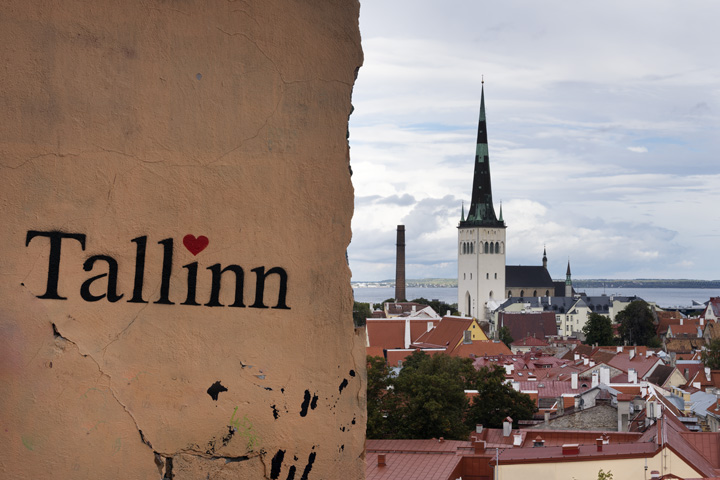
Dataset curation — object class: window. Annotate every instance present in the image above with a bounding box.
[462,243,466,254]
[484,242,489,253]
[508,291,513,297]
[520,290,524,297]
[464,273,466,279]
[494,273,497,279]
[495,242,500,253]
[486,273,489,279]
[470,273,472,279]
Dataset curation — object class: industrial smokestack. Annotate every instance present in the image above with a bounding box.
[395,225,406,301]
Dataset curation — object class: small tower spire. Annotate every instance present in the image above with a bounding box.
[498,202,504,223]
[461,201,465,222]
[542,245,548,269]
[565,259,573,297]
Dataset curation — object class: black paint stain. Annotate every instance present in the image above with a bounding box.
[351,417,356,425]
[338,378,348,393]
[270,449,285,479]
[271,405,279,420]
[339,444,344,452]
[281,388,285,394]
[52,323,62,338]
[300,390,311,417]
[349,370,356,377]
[207,381,228,401]
[341,426,345,432]
[294,455,298,461]
[286,465,297,480]
[300,451,316,480]
[310,394,318,411]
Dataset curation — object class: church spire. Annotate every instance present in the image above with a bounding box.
[459,82,504,228]
[542,245,547,269]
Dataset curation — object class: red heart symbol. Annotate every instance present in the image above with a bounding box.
[183,235,209,255]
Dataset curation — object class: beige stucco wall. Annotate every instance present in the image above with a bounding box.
[0,1,365,479]
[497,448,701,480]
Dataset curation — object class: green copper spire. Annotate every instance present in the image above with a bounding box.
[498,202,503,222]
[459,82,504,228]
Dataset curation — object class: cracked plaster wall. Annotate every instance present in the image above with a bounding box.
[0,1,366,478]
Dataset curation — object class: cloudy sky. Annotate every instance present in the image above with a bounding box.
[347,0,720,282]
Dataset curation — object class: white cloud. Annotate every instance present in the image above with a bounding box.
[348,0,720,281]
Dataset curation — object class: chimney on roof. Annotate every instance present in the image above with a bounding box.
[629,369,637,384]
[596,438,603,452]
[446,309,451,316]
[701,318,705,326]
[589,361,595,367]
[600,366,610,385]
[680,318,684,326]
[395,225,406,302]
[544,411,550,424]
[574,353,580,361]
[592,371,599,388]
[377,454,386,467]
[583,357,589,366]
[629,349,635,360]
[706,367,712,382]
[650,471,660,479]
[503,417,513,437]
[476,424,483,434]
[474,439,486,454]
[404,318,411,349]
[533,435,545,448]
[617,346,623,353]
[571,372,578,390]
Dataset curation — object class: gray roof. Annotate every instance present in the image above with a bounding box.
[505,266,554,288]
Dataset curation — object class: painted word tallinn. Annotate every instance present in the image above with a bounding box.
[25,230,290,309]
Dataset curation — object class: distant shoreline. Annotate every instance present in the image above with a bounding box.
[352,278,720,289]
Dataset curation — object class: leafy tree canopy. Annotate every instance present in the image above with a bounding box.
[582,313,616,346]
[353,301,371,327]
[499,326,513,348]
[617,300,660,347]
[366,352,537,440]
[410,297,459,316]
[702,338,720,370]
[465,365,537,429]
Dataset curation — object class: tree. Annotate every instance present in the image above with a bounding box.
[582,313,615,346]
[392,352,477,439]
[353,301,371,327]
[617,300,660,347]
[498,326,513,348]
[410,297,459,316]
[465,365,537,429]
[366,355,401,439]
[702,338,720,370]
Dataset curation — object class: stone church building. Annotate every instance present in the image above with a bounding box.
[457,85,572,319]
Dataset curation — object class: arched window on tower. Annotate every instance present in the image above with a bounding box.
[545,290,550,297]
[490,243,495,254]
[508,290,513,297]
[533,290,537,297]
[470,243,474,254]
[495,242,500,253]
[462,243,466,254]
[486,273,489,279]
[520,290,524,297]
[484,242,489,254]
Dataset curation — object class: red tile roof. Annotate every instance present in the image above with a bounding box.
[366,318,436,349]
[414,316,474,349]
[450,340,511,358]
[366,439,464,480]
[512,336,549,347]
[499,311,558,341]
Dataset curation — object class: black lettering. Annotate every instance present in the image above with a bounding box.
[155,238,174,305]
[25,230,86,300]
[128,236,148,303]
[250,266,289,309]
[80,255,124,302]
[206,264,245,307]
[181,262,200,306]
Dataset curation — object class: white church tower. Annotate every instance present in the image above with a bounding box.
[457,83,506,318]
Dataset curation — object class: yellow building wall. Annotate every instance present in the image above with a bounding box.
[498,448,701,480]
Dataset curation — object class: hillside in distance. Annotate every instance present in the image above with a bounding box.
[352,278,720,288]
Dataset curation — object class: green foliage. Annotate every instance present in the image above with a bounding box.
[465,365,537,429]
[498,326,513,348]
[366,352,537,439]
[366,355,400,439]
[410,297,459,316]
[597,469,613,480]
[392,352,477,439]
[582,313,615,346]
[353,301,371,327]
[702,338,720,370]
[617,300,660,347]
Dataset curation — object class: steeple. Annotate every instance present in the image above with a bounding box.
[461,201,465,222]
[565,259,573,297]
[459,83,504,228]
[542,246,547,269]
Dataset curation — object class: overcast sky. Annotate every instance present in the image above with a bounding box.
[347,0,720,282]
